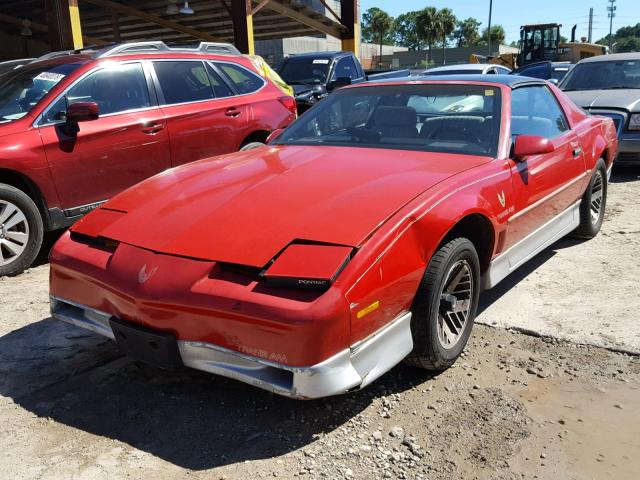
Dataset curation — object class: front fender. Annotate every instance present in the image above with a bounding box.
[337,161,512,344]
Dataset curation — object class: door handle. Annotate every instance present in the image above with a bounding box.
[141,121,165,135]
[225,107,241,117]
[570,141,582,158]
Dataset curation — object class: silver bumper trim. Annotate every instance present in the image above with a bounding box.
[50,295,413,399]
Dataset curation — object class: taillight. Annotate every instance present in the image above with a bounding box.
[278,96,298,117]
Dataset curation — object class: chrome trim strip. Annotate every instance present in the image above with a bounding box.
[50,296,115,340]
[507,172,587,223]
[483,200,581,289]
[50,296,413,399]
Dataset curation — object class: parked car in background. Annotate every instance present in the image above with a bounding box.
[511,61,573,83]
[0,58,35,77]
[421,63,512,76]
[275,51,410,113]
[560,52,640,164]
[0,41,296,276]
[50,76,617,399]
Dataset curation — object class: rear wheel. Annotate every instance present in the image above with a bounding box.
[0,183,43,277]
[405,238,480,371]
[573,160,607,239]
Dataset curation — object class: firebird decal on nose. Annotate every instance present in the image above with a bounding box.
[497,190,506,208]
[138,264,158,284]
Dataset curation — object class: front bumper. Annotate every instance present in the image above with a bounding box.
[51,296,413,399]
[616,134,640,164]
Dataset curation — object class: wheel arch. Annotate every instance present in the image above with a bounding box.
[434,212,496,274]
[240,130,270,148]
[0,168,48,219]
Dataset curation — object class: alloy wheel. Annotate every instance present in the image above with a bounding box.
[0,199,30,267]
[590,170,604,224]
[437,259,474,349]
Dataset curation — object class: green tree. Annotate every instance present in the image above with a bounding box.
[395,11,426,50]
[438,8,457,64]
[416,6,439,62]
[362,7,395,61]
[453,17,482,47]
[479,25,506,50]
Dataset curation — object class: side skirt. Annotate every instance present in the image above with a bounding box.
[482,200,581,290]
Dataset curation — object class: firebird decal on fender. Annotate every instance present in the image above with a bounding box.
[138,264,158,284]
[497,190,506,208]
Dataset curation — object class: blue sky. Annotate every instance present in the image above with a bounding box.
[360,0,639,45]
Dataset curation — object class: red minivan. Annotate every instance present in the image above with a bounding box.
[0,42,297,276]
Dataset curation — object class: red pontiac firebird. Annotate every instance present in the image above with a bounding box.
[49,76,618,399]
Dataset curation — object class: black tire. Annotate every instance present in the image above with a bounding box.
[240,142,266,151]
[405,238,481,371]
[0,183,43,277]
[573,159,607,239]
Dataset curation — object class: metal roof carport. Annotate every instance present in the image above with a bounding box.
[0,0,359,58]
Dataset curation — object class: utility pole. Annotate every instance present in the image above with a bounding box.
[588,7,593,43]
[487,0,493,56]
[607,0,616,51]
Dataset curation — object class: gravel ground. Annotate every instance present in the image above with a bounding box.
[0,167,639,480]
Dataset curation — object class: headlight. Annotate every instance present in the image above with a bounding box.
[629,114,640,131]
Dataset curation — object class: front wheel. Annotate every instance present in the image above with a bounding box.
[0,183,43,276]
[405,238,481,371]
[573,159,607,239]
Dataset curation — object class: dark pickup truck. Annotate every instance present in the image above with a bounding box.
[275,51,410,113]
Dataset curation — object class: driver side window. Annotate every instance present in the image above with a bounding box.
[511,86,569,139]
[41,62,150,124]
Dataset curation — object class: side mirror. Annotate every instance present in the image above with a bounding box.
[266,128,284,144]
[327,76,351,92]
[66,101,99,123]
[512,135,555,160]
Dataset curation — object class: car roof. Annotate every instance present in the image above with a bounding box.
[368,74,545,87]
[285,51,346,60]
[577,52,640,64]
[425,63,490,73]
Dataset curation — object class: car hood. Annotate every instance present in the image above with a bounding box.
[77,145,491,267]
[563,89,640,111]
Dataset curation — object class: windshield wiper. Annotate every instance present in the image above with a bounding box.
[601,86,640,90]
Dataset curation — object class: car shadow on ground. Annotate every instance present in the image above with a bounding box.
[0,316,436,470]
[477,235,582,316]
[609,165,640,184]
[31,230,65,268]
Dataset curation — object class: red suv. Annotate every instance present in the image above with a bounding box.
[0,41,296,276]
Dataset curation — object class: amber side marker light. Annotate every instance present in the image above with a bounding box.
[357,301,380,319]
[262,244,353,290]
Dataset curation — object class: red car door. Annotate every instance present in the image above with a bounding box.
[152,60,248,166]
[38,62,171,211]
[505,85,585,251]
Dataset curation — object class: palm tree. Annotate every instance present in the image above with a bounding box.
[416,7,439,63]
[438,9,457,65]
[369,9,395,65]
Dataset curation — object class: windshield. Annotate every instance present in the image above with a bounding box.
[274,84,502,157]
[277,57,330,85]
[561,60,640,90]
[0,62,80,123]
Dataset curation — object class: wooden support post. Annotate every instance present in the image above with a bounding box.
[111,12,120,43]
[231,0,254,55]
[45,0,84,50]
[340,0,360,58]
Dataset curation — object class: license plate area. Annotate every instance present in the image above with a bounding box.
[109,317,183,370]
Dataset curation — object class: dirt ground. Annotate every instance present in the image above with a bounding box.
[1,167,639,480]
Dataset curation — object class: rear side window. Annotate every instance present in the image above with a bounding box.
[154,61,215,104]
[216,63,264,94]
[511,86,569,139]
[333,56,360,80]
[42,62,150,122]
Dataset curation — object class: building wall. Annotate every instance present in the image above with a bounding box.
[380,45,519,69]
[0,29,49,61]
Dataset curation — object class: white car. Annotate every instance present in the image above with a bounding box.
[422,63,511,76]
